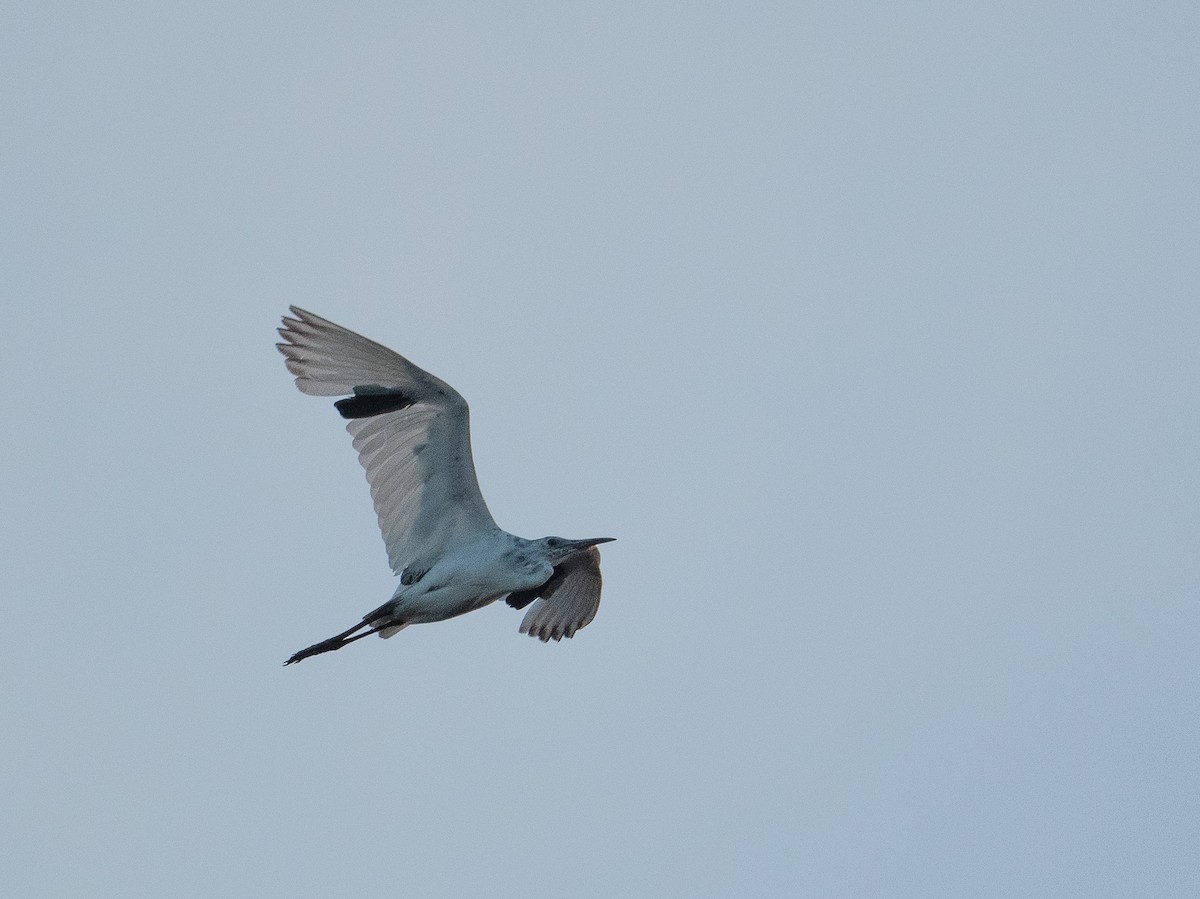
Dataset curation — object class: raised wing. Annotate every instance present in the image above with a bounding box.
[507,546,604,642]
[277,307,497,576]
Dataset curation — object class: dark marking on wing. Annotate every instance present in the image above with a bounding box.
[505,563,567,610]
[400,566,428,586]
[335,389,416,419]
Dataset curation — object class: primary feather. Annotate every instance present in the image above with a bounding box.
[513,546,604,642]
[277,307,497,578]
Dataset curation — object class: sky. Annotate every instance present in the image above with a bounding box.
[2,3,1197,896]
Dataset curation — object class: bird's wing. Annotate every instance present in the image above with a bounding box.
[508,546,604,642]
[277,307,497,576]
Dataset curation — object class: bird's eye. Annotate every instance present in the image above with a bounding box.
[547,537,563,548]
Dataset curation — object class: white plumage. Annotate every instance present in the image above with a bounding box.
[276,307,613,664]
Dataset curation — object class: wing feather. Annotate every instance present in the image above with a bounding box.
[515,547,604,642]
[277,307,497,574]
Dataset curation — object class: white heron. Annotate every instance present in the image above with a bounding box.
[276,307,614,665]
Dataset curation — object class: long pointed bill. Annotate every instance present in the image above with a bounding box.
[570,537,616,550]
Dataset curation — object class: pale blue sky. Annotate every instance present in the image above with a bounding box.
[2,3,1197,896]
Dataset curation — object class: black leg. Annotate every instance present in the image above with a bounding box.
[283,615,398,665]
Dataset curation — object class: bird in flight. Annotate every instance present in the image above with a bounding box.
[276,307,614,665]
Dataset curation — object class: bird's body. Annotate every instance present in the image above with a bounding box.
[380,531,551,626]
[276,307,612,664]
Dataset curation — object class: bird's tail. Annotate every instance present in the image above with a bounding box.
[283,603,406,665]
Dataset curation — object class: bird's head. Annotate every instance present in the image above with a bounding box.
[539,535,615,563]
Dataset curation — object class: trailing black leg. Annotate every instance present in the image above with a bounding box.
[283,605,399,666]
